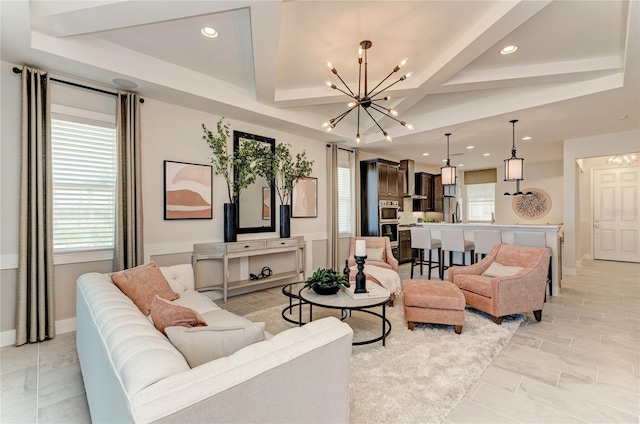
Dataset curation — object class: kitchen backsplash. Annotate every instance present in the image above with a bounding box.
[398,197,443,224]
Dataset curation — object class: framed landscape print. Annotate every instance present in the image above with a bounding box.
[164,160,212,220]
[291,177,317,218]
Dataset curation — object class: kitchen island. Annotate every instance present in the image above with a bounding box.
[418,223,562,296]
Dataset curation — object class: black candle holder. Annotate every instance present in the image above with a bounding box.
[354,255,367,293]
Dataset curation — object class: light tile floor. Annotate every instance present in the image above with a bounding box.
[1,259,637,423]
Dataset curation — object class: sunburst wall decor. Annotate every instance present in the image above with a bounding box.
[512,187,551,220]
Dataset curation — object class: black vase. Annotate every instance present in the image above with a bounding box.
[224,203,237,243]
[280,204,291,238]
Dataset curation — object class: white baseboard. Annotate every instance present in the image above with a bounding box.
[1,317,77,347]
[0,329,16,347]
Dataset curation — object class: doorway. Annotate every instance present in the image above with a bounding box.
[593,166,640,262]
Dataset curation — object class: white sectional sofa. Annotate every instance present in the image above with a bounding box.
[76,264,354,423]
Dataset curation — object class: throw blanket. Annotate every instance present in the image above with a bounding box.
[349,264,402,295]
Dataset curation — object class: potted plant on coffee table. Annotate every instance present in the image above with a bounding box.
[304,268,350,295]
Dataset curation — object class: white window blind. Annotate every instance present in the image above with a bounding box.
[337,166,352,234]
[51,118,117,252]
[466,182,495,222]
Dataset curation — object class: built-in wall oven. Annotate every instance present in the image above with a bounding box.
[378,200,399,246]
[379,200,399,220]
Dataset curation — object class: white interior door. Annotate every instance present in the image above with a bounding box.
[593,166,640,262]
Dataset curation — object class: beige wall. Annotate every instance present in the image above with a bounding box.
[493,160,564,225]
[0,62,330,340]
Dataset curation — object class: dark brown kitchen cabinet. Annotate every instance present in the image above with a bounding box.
[412,172,434,212]
[377,161,399,198]
[398,230,412,264]
[433,174,443,213]
[360,158,400,237]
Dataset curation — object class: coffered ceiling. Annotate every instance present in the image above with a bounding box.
[1,1,638,170]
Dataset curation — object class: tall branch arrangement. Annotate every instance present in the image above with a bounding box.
[256,143,314,205]
[202,118,262,203]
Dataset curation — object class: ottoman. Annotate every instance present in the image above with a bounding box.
[402,279,465,334]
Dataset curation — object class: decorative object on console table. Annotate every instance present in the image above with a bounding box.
[304,268,350,295]
[202,118,263,242]
[163,160,212,220]
[254,142,314,238]
[280,205,291,238]
[223,203,236,243]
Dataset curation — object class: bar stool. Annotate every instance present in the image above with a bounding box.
[410,227,442,279]
[441,229,475,277]
[514,231,552,297]
[474,230,502,262]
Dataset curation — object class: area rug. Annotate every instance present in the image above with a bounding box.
[245,301,524,424]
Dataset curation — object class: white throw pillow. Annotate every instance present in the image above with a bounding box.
[166,322,266,368]
[482,262,525,278]
[366,247,385,262]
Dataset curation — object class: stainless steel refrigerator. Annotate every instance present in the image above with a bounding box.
[443,196,460,223]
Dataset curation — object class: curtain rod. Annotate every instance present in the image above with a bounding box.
[12,67,145,103]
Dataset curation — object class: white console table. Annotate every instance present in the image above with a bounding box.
[192,236,306,302]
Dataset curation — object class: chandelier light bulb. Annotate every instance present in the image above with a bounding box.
[326,61,333,69]
[321,121,329,128]
[404,122,414,130]
[389,109,398,116]
[356,134,361,144]
[383,96,390,101]
[398,58,408,68]
[404,72,412,79]
[348,101,357,108]
[358,47,363,58]
[384,132,392,142]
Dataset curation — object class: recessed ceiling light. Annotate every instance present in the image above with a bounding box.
[500,45,518,55]
[201,27,219,38]
[466,146,475,149]
[483,153,491,157]
[113,78,138,89]
[422,153,430,156]
[522,136,532,141]
[618,115,628,120]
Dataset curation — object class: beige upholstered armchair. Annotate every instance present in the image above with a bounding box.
[448,243,551,324]
[347,237,400,305]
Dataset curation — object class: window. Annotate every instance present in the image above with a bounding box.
[337,149,355,235]
[51,117,117,252]
[466,182,495,222]
[337,166,352,234]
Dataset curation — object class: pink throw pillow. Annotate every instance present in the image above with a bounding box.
[111,262,180,316]
[150,295,207,334]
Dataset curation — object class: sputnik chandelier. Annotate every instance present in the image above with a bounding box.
[321,40,413,143]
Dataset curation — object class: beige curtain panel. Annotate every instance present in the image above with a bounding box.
[16,66,56,346]
[464,168,497,185]
[326,144,339,270]
[114,92,144,271]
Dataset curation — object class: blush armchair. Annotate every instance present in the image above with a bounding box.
[448,243,551,324]
[347,236,401,306]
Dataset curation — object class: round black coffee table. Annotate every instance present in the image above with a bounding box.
[281,282,307,325]
[298,288,391,346]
